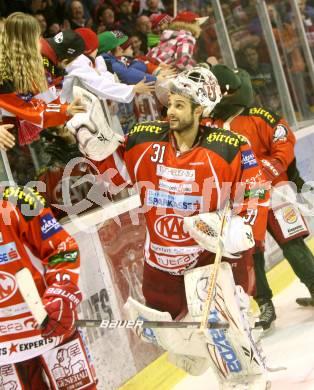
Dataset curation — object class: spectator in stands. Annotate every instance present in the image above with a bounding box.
[129,33,144,56]
[0,13,85,145]
[241,44,280,111]
[35,12,47,36]
[47,22,62,37]
[147,11,207,71]
[298,0,314,19]
[297,0,314,57]
[268,3,312,119]
[65,0,93,29]
[115,0,137,36]
[147,13,172,49]
[26,0,57,27]
[60,28,155,104]
[97,30,157,84]
[96,4,118,33]
[140,0,165,17]
[135,14,152,53]
[150,12,172,35]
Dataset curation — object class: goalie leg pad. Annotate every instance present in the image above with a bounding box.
[184,263,266,382]
[123,297,209,358]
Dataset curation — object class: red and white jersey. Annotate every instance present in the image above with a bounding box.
[202,107,296,185]
[94,121,269,275]
[0,80,68,129]
[0,186,80,364]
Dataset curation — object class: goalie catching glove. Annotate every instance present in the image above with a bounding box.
[184,212,255,258]
[67,86,124,161]
[41,281,82,338]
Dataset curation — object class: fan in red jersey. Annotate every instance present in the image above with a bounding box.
[0,13,85,146]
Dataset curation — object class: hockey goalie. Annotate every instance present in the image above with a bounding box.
[68,68,271,389]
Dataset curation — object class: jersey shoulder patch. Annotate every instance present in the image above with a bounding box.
[201,126,247,164]
[243,106,281,128]
[126,121,170,151]
[1,186,46,220]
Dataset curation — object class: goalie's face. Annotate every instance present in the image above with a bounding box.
[168,93,200,132]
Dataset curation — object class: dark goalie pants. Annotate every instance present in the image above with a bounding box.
[0,331,97,390]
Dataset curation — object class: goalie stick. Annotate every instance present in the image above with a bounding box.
[199,200,231,331]
[76,319,229,329]
[15,268,229,330]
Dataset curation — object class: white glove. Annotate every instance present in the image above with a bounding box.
[184,212,254,258]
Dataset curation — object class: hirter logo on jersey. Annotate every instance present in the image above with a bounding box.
[0,272,17,303]
[241,150,258,170]
[40,214,62,240]
[154,214,190,242]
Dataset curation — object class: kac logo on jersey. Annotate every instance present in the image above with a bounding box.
[40,214,62,240]
[154,214,190,242]
[0,271,17,303]
[241,150,258,170]
[273,124,288,143]
[0,243,21,264]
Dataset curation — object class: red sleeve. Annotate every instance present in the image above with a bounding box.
[259,117,296,184]
[0,93,69,128]
[91,142,133,194]
[229,142,269,244]
[263,117,296,169]
[7,186,81,287]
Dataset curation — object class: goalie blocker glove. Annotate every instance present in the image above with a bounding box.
[67,86,124,161]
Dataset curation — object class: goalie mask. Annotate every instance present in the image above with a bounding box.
[155,67,222,116]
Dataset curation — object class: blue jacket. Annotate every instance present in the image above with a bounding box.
[100,53,156,84]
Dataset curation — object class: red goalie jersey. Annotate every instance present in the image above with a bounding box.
[0,186,80,364]
[94,121,269,275]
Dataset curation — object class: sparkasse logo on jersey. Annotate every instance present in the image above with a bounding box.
[154,214,190,242]
[147,190,202,211]
[0,243,21,264]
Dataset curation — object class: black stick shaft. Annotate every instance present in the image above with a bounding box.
[76,319,229,329]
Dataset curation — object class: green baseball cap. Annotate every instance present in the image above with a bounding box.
[98,30,128,54]
[211,64,253,120]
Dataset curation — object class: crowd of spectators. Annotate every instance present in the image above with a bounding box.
[0,0,314,203]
